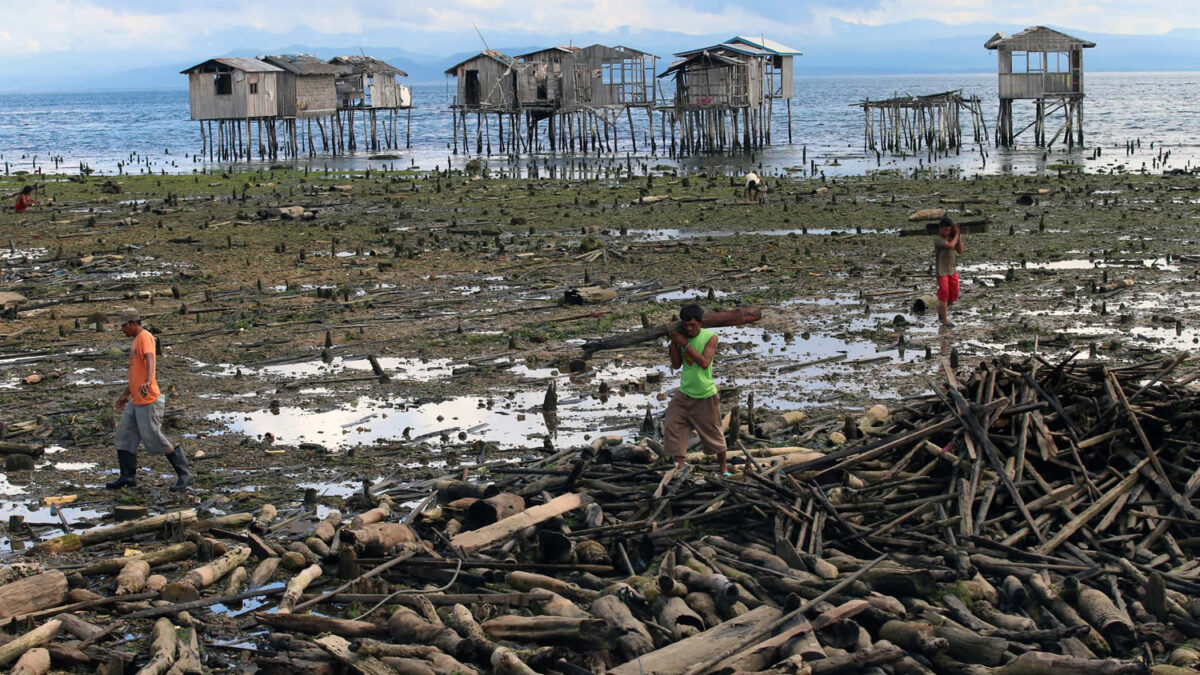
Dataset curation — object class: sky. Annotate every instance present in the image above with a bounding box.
[4,0,1199,59]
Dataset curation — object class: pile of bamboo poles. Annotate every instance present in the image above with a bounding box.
[2,352,1200,674]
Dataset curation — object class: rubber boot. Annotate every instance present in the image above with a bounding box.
[166,445,195,491]
[105,451,138,489]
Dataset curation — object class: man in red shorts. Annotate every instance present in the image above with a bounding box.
[934,217,963,327]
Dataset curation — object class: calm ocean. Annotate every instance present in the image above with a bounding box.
[0,72,1198,177]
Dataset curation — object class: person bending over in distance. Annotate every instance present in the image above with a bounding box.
[12,185,36,212]
[744,172,762,203]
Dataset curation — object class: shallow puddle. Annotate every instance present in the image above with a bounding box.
[626,227,890,241]
[207,325,924,450]
[961,258,1179,273]
[195,355,458,382]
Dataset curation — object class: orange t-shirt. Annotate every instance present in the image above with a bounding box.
[128,330,161,405]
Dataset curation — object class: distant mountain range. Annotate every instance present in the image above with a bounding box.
[3,20,1200,92]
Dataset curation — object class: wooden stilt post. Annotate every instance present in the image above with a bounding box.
[787,98,793,144]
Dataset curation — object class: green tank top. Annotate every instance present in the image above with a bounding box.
[680,328,718,399]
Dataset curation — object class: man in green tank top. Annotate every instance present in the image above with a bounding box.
[664,304,729,474]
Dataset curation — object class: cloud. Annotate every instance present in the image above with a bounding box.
[6,0,1200,59]
[809,0,1200,35]
[2,0,779,56]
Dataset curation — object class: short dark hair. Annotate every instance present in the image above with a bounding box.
[938,216,954,229]
[680,304,703,322]
[21,186,33,195]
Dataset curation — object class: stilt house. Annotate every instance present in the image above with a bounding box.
[445,51,520,110]
[443,43,659,156]
[569,45,657,108]
[658,35,801,153]
[514,46,578,107]
[665,36,800,109]
[985,26,1094,147]
[328,56,412,109]
[260,54,340,118]
[181,58,282,121]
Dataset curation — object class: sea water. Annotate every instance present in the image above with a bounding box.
[0,72,1197,177]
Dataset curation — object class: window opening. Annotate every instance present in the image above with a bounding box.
[214,72,232,95]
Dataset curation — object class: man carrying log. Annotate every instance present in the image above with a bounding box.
[106,308,195,491]
[933,216,964,328]
[665,304,729,474]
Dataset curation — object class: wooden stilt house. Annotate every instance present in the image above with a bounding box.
[328,56,411,109]
[444,43,659,156]
[660,36,801,153]
[327,56,412,152]
[569,45,657,108]
[181,57,283,161]
[261,54,339,118]
[182,58,282,122]
[514,46,578,108]
[445,51,520,110]
[985,26,1094,148]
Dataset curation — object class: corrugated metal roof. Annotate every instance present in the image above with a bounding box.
[731,36,803,56]
[261,54,343,76]
[328,56,409,77]
[679,42,772,58]
[443,50,514,76]
[985,26,1095,50]
[658,52,745,78]
[515,45,580,59]
[180,57,283,75]
[601,44,653,57]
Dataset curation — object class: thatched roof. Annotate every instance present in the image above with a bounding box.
[985,26,1095,50]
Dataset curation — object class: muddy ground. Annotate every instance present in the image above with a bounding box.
[0,164,1196,542]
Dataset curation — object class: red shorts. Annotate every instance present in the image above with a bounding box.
[937,274,960,303]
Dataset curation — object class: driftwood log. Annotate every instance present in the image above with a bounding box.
[581,306,762,355]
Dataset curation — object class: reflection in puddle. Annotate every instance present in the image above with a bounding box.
[0,247,48,261]
[0,473,25,496]
[656,288,731,302]
[297,480,366,498]
[627,227,892,241]
[212,582,284,617]
[195,356,456,382]
[209,326,924,450]
[961,258,1179,273]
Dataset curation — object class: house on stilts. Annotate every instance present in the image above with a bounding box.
[985,26,1094,148]
[182,57,284,161]
[328,56,414,152]
[260,54,341,157]
[658,36,801,155]
[444,44,658,156]
[184,53,413,161]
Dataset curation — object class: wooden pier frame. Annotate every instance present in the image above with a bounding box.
[858,90,986,158]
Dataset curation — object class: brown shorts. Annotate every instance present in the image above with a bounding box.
[664,391,727,458]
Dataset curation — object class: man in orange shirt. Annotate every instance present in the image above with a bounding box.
[106,308,194,491]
